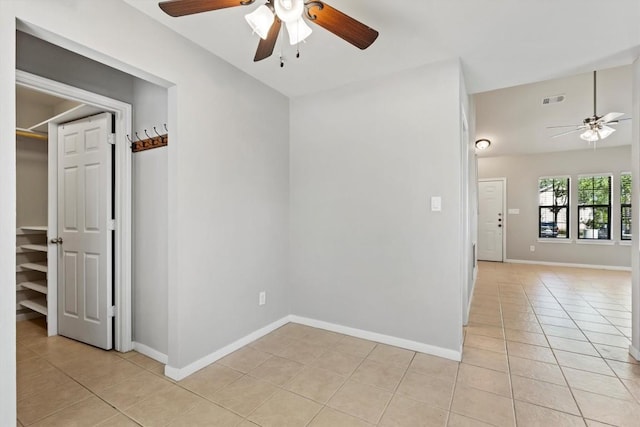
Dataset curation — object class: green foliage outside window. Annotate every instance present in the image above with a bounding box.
[578,176,611,240]
[538,178,569,238]
[621,174,632,240]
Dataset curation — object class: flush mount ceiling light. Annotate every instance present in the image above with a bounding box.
[475,139,491,150]
[159,0,379,64]
[549,70,630,143]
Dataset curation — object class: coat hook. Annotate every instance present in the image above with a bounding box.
[126,134,133,144]
[144,129,152,139]
[135,132,142,142]
[153,126,162,137]
[164,124,168,132]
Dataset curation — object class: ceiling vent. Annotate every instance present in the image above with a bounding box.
[542,94,566,105]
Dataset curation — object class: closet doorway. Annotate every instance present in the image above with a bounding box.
[15,71,133,352]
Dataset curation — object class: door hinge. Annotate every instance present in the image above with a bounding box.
[107,133,116,145]
[108,305,117,317]
[107,219,116,230]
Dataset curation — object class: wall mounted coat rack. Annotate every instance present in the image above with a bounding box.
[128,125,168,153]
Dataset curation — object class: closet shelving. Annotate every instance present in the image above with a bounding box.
[16,226,49,317]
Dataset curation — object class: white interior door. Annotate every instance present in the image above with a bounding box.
[478,180,504,262]
[57,113,113,350]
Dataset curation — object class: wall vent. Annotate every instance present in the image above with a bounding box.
[542,94,565,105]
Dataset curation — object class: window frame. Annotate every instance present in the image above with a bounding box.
[538,176,570,240]
[577,174,612,241]
[621,172,632,241]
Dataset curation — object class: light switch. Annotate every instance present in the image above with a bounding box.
[431,196,442,212]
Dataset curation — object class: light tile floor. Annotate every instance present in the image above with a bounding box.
[15,262,640,426]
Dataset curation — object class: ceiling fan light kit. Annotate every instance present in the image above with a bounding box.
[580,125,615,142]
[159,0,379,64]
[245,5,275,39]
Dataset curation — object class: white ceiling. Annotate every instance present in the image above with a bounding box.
[123,0,640,98]
[475,65,634,157]
[16,85,67,108]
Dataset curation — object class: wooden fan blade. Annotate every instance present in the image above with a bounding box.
[305,2,378,50]
[159,0,254,17]
[254,18,281,62]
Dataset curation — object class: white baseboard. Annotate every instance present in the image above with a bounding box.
[630,345,640,362]
[289,315,462,362]
[505,258,631,272]
[164,316,290,381]
[464,273,478,326]
[133,342,168,364]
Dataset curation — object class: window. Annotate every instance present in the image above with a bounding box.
[538,177,569,239]
[578,175,611,240]
[621,173,632,241]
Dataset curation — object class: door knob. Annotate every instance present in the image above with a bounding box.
[50,237,63,244]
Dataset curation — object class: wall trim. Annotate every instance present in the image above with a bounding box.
[164,314,463,381]
[289,315,462,362]
[164,316,290,381]
[133,342,168,365]
[505,258,631,272]
[629,345,640,362]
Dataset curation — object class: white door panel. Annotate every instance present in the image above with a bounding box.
[478,180,504,262]
[57,113,112,350]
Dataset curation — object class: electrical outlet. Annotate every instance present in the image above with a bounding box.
[530,245,535,252]
[259,291,266,306]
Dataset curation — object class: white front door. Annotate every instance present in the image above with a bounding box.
[57,113,113,350]
[478,180,504,262]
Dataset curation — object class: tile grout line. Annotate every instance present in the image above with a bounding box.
[19,352,144,426]
[498,278,520,427]
[534,275,587,421]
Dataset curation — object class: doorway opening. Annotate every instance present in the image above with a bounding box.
[15,71,133,352]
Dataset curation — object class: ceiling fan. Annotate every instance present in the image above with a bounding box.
[549,70,629,142]
[158,0,379,63]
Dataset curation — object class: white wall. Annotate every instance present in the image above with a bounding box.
[0,3,17,419]
[0,2,290,420]
[464,96,478,324]
[631,58,640,357]
[132,79,168,355]
[478,146,632,267]
[16,107,48,228]
[289,60,464,356]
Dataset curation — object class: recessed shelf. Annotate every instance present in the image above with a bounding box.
[20,298,48,316]
[20,244,48,253]
[20,281,47,295]
[20,226,48,233]
[18,262,48,274]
